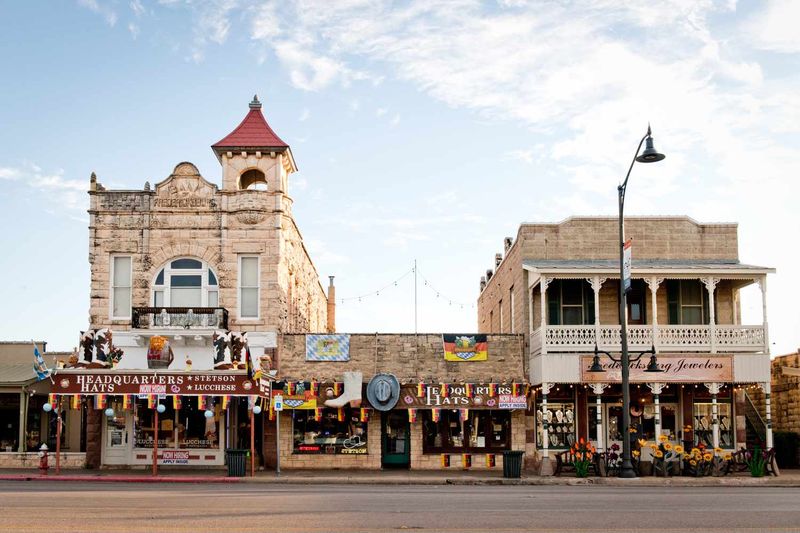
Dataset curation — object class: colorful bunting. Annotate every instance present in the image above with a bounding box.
[314,408,322,422]
[489,383,498,398]
[197,395,207,410]
[48,393,57,406]
[408,408,417,423]
[359,408,369,423]
[94,394,107,410]
[286,382,296,396]
[459,408,469,422]
[337,407,345,422]
[122,395,132,410]
[334,382,342,396]
[461,453,471,469]
[440,383,449,398]
[431,408,441,422]
[512,382,520,396]
[70,394,81,410]
[465,383,474,398]
[441,454,450,468]
[416,383,425,398]
[221,395,230,410]
[310,380,319,396]
[486,454,496,468]
[147,395,156,409]
[172,395,182,410]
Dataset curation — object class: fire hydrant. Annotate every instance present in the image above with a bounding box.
[38,444,49,475]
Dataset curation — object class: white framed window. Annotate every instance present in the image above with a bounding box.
[111,255,132,319]
[151,257,219,308]
[239,256,260,319]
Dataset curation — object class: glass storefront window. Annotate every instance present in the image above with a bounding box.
[292,408,368,454]
[133,399,221,449]
[422,410,510,453]
[693,402,733,448]
[0,394,21,452]
[642,404,678,441]
[536,402,575,449]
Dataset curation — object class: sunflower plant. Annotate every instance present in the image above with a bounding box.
[571,437,596,478]
[682,443,731,477]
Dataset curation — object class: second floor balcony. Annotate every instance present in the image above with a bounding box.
[525,259,774,355]
[131,306,229,330]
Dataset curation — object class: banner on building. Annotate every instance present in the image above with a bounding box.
[397,384,526,410]
[270,389,317,409]
[443,334,488,362]
[306,334,350,362]
[580,354,733,383]
[52,371,258,396]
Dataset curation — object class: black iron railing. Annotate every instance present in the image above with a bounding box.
[131,307,229,330]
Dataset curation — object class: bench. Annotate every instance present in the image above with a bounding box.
[553,450,602,477]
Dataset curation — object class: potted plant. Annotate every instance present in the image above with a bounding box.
[571,437,596,478]
[745,446,767,477]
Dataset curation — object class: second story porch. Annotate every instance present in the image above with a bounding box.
[525,259,774,355]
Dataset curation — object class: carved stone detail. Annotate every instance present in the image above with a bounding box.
[235,211,267,225]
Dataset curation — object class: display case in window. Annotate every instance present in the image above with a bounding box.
[536,402,575,449]
[422,410,510,453]
[292,408,368,454]
[693,402,733,448]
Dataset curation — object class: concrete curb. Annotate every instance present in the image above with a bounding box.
[1,474,797,487]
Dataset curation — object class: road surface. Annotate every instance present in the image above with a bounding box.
[0,482,798,532]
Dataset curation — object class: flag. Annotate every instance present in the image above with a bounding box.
[268,403,276,421]
[486,454,496,468]
[359,408,369,423]
[70,394,81,410]
[337,407,344,422]
[94,394,107,410]
[431,408,440,422]
[221,395,230,410]
[310,380,319,396]
[440,383,449,398]
[48,393,57,406]
[465,383,474,398]
[286,382,295,396]
[461,453,471,468]
[459,409,469,422]
[334,382,342,396]
[172,395,182,410]
[512,382,520,396]
[489,383,498,398]
[314,408,322,422]
[408,408,417,423]
[441,454,450,467]
[122,395,132,410]
[147,395,156,409]
[33,343,51,381]
[416,383,425,398]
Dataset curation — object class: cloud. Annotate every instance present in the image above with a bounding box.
[375,107,388,117]
[128,22,140,39]
[299,108,310,121]
[77,0,118,27]
[504,149,534,165]
[130,0,145,17]
[0,163,87,213]
[745,0,800,53]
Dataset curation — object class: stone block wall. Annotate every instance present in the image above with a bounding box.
[0,452,86,469]
[277,334,526,383]
[752,350,800,433]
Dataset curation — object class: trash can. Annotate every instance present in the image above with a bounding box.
[502,450,524,479]
[226,449,248,477]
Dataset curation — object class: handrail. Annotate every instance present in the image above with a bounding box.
[131,306,229,329]
[743,390,767,444]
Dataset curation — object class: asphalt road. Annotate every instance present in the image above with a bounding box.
[1,482,799,533]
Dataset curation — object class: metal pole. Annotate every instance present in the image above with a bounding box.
[414,259,418,334]
[250,407,255,477]
[55,397,62,475]
[275,412,281,477]
[618,184,635,478]
[153,406,159,476]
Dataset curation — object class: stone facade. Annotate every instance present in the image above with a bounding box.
[752,350,800,434]
[478,216,743,336]
[86,100,328,335]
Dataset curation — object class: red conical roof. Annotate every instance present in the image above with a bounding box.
[212,95,289,151]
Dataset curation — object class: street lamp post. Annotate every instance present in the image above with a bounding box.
[616,125,665,478]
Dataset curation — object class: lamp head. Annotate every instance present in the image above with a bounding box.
[636,135,665,163]
[645,354,663,372]
[588,354,605,373]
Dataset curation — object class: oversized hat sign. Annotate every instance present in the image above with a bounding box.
[366,373,400,411]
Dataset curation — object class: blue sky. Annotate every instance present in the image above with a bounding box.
[0,0,798,354]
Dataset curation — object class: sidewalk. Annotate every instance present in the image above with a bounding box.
[2,468,799,486]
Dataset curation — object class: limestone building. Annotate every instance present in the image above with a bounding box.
[88,95,330,338]
[478,216,774,471]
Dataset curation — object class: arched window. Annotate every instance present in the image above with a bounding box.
[152,258,219,308]
[239,169,267,190]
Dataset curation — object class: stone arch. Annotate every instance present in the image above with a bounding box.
[238,168,268,190]
[148,243,223,281]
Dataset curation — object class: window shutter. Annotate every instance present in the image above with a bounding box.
[667,280,679,324]
[584,283,595,325]
[547,280,561,326]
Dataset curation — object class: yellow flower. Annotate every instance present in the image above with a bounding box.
[674,445,684,454]
[664,443,673,451]
[690,459,697,466]
[654,450,664,458]
[658,435,668,443]
[724,453,733,461]
[650,444,659,451]
[714,447,723,454]
[638,438,648,447]
[683,453,691,460]
[703,453,713,461]
[690,448,700,455]
[632,450,641,457]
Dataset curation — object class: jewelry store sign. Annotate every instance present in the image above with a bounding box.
[581,355,733,383]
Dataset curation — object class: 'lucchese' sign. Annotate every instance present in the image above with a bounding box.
[580,355,733,383]
[53,371,258,396]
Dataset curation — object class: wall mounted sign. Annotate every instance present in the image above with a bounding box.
[580,354,733,383]
[443,334,488,362]
[398,384,526,410]
[306,334,351,362]
[52,371,257,396]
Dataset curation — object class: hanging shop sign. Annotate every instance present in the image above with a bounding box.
[580,354,733,383]
[306,334,350,362]
[398,384,526,409]
[622,239,632,293]
[51,371,258,396]
[270,389,317,409]
[443,334,488,362]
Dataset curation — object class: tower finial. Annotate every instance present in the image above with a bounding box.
[249,95,261,109]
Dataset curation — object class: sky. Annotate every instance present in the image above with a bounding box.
[0,0,798,355]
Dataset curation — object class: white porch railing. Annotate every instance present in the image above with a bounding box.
[532,324,766,354]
